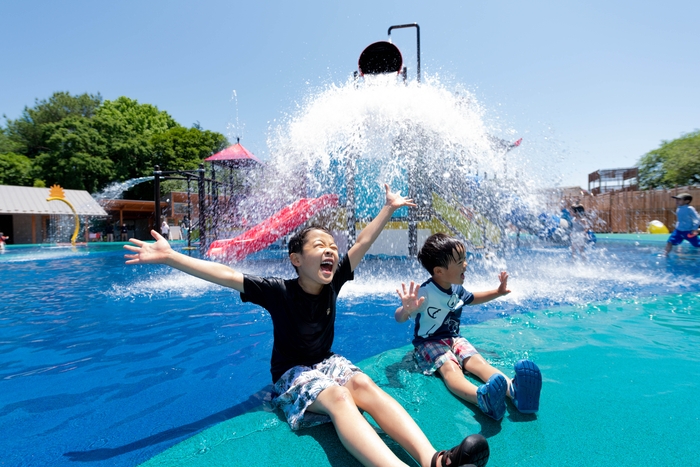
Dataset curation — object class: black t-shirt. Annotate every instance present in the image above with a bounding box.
[240,254,354,383]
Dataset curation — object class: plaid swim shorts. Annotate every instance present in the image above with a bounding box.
[271,354,362,430]
[414,336,478,375]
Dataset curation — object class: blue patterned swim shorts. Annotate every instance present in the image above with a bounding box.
[271,354,362,430]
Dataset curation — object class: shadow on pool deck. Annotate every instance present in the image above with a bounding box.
[63,389,272,462]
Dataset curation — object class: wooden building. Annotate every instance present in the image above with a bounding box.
[0,185,107,244]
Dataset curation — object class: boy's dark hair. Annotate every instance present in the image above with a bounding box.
[572,204,585,215]
[288,225,333,256]
[417,233,466,275]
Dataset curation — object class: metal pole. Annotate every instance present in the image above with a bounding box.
[388,23,420,83]
[187,176,192,249]
[210,163,218,242]
[345,152,357,248]
[388,24,420,254]
[198,163,206,255]
[408,162,418,257]
[154,165,162,233]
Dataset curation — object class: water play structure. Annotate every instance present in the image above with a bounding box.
[186,26,532,263]
[46,185,81,246]
[207,193,339,261]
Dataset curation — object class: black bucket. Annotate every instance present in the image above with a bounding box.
[358,41,403,76]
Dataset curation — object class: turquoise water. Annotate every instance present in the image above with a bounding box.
[0,239,698,466]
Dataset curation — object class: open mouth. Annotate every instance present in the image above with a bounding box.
[320,259,334,273]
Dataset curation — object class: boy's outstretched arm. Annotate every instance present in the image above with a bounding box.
[395,281,425,323]
[471,271,511,305]
[348,184,416,270]
[124,230,245,293]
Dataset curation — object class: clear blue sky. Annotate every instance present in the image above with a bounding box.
[2,0,698,189]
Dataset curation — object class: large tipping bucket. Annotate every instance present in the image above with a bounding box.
[358,41,403,75]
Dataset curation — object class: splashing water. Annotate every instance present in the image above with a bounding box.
[93,176,155,201]
[231,74,558,249]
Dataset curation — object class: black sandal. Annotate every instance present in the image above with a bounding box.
[430,434,489,467]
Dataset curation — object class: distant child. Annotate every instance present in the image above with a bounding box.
[665,192,700,256]
[0,232,8,250]
[125,187,489,467]
[569,204,592,259]
[105,223,114,242]
[160,220,170,240]
[180,217,190,240]
[560,200,572,227]
[395,233,542,421]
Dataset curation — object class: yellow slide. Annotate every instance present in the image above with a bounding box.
[431,193,501,247]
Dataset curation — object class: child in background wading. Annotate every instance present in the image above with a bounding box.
[665,192,700,256]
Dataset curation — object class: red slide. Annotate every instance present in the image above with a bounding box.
[207,193,339,261]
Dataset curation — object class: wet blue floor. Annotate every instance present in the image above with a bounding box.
[142,292,700,466]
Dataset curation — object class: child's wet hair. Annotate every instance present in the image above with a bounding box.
[417,233,466,274]
[288,225,333,256]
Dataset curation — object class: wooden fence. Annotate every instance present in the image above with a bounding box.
[578,186,700,233]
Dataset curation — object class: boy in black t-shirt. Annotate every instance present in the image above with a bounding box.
[125,185,489,467]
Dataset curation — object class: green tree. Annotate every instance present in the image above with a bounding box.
[150,126,228,171]
[121,126,228,200]
[4,91,102,157]
[94,97,180,181]
[637,151,665,189]
[2,93,228,195]
[0,152,35,186]
[33,116,115,192]
[0,128,22,153]
[637,130,700,189]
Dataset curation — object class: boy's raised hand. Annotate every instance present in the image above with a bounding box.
[384,183,417,211]
[497,271,511,296]
[124,230,173,265]
[396,281,425,314]
[348,184,418,271]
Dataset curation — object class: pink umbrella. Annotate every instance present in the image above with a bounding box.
[205,138,262,168]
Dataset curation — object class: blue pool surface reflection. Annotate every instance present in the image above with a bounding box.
[0,239,698,466]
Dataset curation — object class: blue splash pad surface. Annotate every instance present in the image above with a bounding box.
[140,293,700,466]
[0,239,698,466]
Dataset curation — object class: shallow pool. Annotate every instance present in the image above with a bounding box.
[1,238,698,466]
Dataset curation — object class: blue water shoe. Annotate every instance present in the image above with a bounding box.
[511,359,542,413]
[476,373,507,420]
